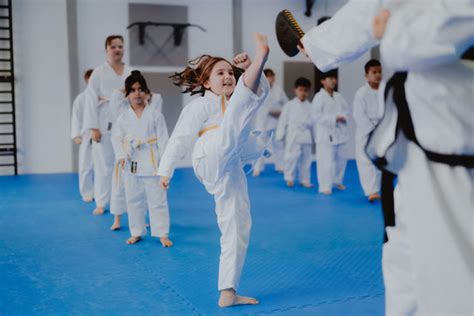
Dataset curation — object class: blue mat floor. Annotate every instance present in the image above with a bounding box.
[0,161,385,315]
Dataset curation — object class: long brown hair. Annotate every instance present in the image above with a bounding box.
[170,55,243,96]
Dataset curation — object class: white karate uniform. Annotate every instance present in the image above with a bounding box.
[148,93,163,113]
[83,62,132,209]
[253,84,288,173]
[71,91,94,200]
[353,83,383,196]
[114,103,170,238]
[158,76,269,291]
[275,97,313,183]
[303,1,474,314]
[109,92,164,216]
[312,89,350,193]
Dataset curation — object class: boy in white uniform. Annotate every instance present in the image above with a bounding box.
[312,72,350,195]
[275,77,313,187]
[83,35,132,216]
[71,69,94,202]
[298,1,474,314]
[113,71,172,247]
[353,59,383,202]
[252,69,288,175]
[158,34,270,308]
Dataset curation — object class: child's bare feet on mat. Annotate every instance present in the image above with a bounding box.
[93,207,105,215]
[110,215,121,231]
[218,289,259,308]
[160,237,173,248]
[126,236,142,245]
[368,192,381,202]
[82,196,93,203]
[300,181,314,188]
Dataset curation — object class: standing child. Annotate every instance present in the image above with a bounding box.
[353,59,383,202]
[252,69,288,175]
[158,33,270,307]
[275,77,314,187]
[113,71,172,246]
[312,72,350,195]
[109,88,164,231]
[71,69,94,202]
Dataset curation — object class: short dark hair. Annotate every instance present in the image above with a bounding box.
[320,69,337,80]
[105,35,124,49]
[364,59,381,74]
[294,77,311,88]
[84,69,93,81]
[263,68,275,77]
[125,70,149,97]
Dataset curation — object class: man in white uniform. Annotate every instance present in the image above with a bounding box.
[299,1,473,314]
[83,35,132,216]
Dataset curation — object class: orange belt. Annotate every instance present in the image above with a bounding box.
[198,124,219,137]
[197,96,226,137]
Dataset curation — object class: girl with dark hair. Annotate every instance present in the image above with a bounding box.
[157,33,270,307]
[113,71,171,247]
[83,35,132,217]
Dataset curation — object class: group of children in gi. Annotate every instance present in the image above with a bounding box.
[70,35,172,246]
[255,60,383,201]
[71,32,271,307]
[70,1,473,313]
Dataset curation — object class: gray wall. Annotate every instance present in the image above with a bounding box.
[129,4,188,67]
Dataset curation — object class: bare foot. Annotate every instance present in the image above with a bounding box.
[126,236,142,245]
[110,215,121,231]
[218,289,259,308]
[336,184,346,191]
[93,207,105,215]
[321,190,332,195]
[300,182,314,188]
[286,180,294,187]
[159,237,173,248]
[82,196,94,203]
[252,170,261,177]
[368,193,381,202]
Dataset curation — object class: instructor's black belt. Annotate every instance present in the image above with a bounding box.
[373,47,474,242]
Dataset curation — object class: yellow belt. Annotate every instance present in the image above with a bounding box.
[118,137,159,176]
[148,138,158,173]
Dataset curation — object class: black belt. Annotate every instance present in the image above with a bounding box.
[376,61,474,242]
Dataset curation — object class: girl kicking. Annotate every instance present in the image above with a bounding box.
[157,33,270,307]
